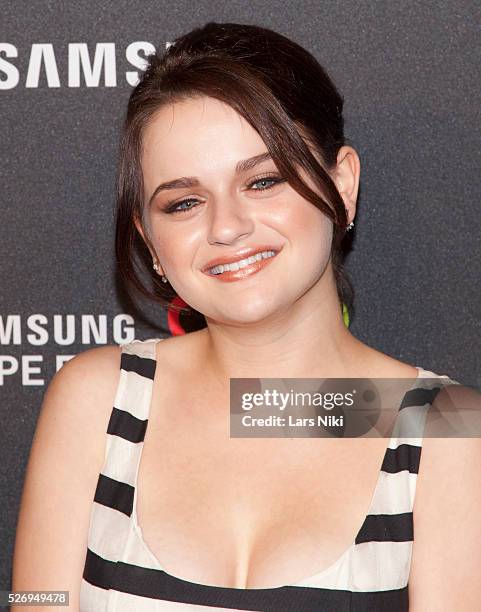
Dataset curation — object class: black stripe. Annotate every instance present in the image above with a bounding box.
[382,443,422,474]
[82,548,408,611]
[350,586,408,612]
[83,547,115,590]
[93,473,134,516]
[400,385,442,409]
[120,352,156,380]
[356,512,413,544]
[107,407,148,443]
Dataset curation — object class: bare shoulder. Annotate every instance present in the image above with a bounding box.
[408,383,481,610]
[26,342,123,475]
[36,343,123,467]
[52,342,122,388]
[11,344,123,609]
[36,343,123,445]
[155,330,207,371]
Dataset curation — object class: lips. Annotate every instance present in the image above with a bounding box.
[203,250,280,282]
[201,245,282,273]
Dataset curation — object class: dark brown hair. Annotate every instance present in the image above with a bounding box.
[115,21,355,324]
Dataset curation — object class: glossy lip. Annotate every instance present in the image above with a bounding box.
[201,245,282,274]
[204,249,281,282]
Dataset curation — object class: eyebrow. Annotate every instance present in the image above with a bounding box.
[147,151,273,206]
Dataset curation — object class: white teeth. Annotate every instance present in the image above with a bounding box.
[208,250,276,275]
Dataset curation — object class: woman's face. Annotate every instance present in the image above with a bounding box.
[139,95,334,325]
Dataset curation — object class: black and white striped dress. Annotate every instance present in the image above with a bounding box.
[80,338,457,611]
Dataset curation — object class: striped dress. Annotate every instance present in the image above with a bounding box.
[80,338,458,611]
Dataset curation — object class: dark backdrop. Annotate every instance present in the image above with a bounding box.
[1,0,480,591]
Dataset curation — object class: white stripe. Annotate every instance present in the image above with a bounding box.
[292,540,412,591]
[86,501,166,572]
[392,404,430,438]
[115,370,153,420]
[100,434,142,487]
[113,590,254,611]
[79,578,111,611]
[122,519,164,570]
[121,337,160,359]
[86,501,132,561]
[369,471,418,514]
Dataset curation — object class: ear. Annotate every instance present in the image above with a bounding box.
[134,215,146,243]
[332,145,360,225]
[134,216,158,266]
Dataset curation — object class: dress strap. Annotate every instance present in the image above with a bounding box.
[361,370,459,523]
[83,338,163,598]
[112,338,161,422]
[391,368,460,441]
[98,338,161,495]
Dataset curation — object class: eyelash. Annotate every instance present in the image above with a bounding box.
[164,174,285,215]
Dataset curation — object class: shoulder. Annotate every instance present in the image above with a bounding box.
[152,330,207,371]
[31,342,136,471]
[62,342,122,373]
[35,343,125,463]
[46,343,123,409]
[11,343,124,598]
[414,381,481,507]
[408,382,481,608]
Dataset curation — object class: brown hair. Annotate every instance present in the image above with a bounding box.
[115,21,356,325]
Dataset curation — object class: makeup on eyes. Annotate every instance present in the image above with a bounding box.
[161,173,286,215]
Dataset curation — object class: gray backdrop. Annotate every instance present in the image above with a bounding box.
[1,0,480,592]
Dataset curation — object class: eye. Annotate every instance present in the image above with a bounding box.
[164,198,199,214]
[164,174,285,215]
[247,174,285,191]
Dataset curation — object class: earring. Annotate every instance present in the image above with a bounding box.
[153,261,169,283]
[344,207,354,232]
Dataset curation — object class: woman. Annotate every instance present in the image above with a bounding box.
[12,21,480,612]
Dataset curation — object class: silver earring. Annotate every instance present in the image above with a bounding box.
[346,221,354,231]
[153,261,168,282]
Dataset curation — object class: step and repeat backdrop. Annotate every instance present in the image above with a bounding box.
[1,0,480,591]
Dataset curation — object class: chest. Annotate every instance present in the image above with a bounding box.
[135,389,389,589]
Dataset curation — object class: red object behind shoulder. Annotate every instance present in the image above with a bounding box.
[167,296,189,336]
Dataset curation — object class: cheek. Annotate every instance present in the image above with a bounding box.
[149,223,202,268]
[279,200,334,282]
[268,196,333,247]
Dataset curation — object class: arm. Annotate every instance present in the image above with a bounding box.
[11,345,122,611]
[408,386,481,610]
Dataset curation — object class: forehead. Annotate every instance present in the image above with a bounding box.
[141,96,267,178]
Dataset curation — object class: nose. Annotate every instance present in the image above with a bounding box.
[206,196,255,246]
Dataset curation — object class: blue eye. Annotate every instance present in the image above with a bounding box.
[165,174,285,214]
[167,199,198,214]
[248,176,283,190]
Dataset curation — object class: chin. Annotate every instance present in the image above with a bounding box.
[215,301,283,325]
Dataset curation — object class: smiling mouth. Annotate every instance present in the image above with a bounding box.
[203,248,281,282]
